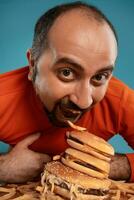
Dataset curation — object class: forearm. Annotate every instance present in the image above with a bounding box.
[0,153,10,182]
[0,151,42,183]
[109,153,131,181]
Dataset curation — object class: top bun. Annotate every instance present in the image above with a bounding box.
[66,130,114,156]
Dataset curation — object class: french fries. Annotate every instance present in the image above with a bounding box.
[67,120,86,131]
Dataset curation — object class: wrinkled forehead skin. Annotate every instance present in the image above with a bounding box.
[45,9,117,71]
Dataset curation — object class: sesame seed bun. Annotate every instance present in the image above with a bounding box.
[41,161,111,200]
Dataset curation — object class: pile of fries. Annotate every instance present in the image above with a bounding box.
[0,180,134,200]
[0,181,40,200]
[110,180,134,200]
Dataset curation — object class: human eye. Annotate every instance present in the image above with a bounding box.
[91,72,111,86]
[57,67,76,82]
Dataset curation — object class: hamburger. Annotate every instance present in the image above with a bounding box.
[41,122,114,200]
[63,129,114,179]
[41,161,111,200]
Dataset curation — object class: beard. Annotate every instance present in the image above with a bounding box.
[44,96,90,127]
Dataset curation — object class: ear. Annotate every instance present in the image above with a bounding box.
[27,49,35,81]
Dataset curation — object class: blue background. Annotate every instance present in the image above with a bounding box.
[0,0,134,153]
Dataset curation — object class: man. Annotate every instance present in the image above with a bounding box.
[0,1,134,183]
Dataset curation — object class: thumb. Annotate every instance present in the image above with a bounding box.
[18,133,41,148]
[38,153,52,163]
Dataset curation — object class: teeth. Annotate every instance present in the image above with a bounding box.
[62,108,81,117]
[60,103,81,115]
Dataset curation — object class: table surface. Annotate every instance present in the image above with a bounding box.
[0,181,133,200]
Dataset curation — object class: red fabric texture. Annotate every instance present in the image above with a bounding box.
[126,153,134,182]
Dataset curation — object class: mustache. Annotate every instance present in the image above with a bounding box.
[58,97,89,113]
[44,97,91,127]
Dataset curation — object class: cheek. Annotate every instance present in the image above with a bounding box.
[93,85,108,103]
[36,78,59,101]
[40,79,67,99]
[34,75,72,110]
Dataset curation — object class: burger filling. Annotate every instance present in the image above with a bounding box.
[43,171,108,196]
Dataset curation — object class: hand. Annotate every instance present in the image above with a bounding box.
[109,153,131,181]
[0,133,51,183]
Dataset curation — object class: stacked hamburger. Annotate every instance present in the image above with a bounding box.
[41,122,114,200]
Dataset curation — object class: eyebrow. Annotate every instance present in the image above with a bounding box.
[95,66,114,74]
[55,57,84,71]
[55,57,114,73]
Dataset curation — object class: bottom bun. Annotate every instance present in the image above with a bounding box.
[41,190,65,200]
[54,184,109,200]
[41,184,109,200]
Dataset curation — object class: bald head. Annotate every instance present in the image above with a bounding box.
[31,1,118,62]
[48,9,117,58]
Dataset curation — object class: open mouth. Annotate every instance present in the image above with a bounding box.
[45,97,86,126]
[60,103,81,118]
[58,104,82,121]
[44,104,82,127]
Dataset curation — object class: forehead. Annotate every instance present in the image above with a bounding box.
[46,9,117,70]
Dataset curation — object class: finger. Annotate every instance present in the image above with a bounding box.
[37,153,51,163]
[18,133,41,148]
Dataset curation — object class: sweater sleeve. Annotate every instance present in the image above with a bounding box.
[126,153,134,182]
[118,85,134,147]
[118,86,134,182]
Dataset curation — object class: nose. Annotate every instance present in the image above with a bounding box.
[69,81,93,109]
